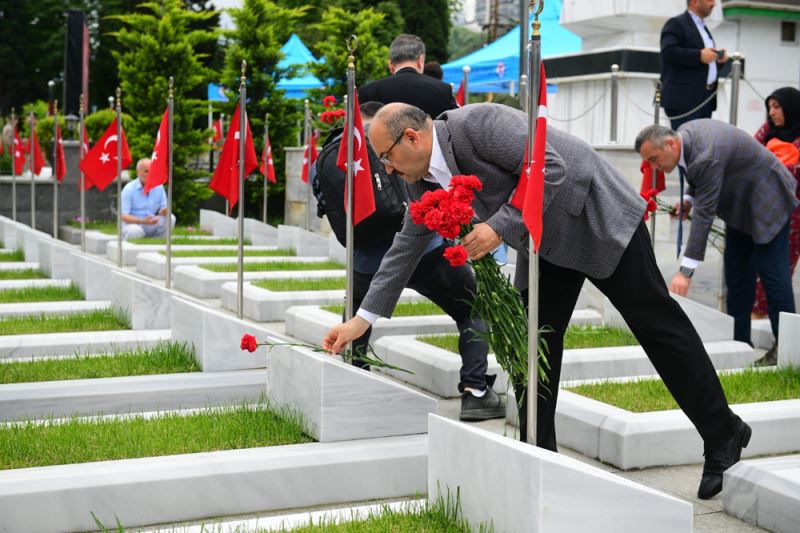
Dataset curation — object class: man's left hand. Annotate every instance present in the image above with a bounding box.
[158,208,168,216]
[462,223,502,260]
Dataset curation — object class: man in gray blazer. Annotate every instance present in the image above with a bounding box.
[636,121,797,364]
[324,102,751,500]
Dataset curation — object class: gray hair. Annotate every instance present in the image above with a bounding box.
[377,104,431,140]
[634,124,677,153]
[389,34,425,64]
[136,158,151,171]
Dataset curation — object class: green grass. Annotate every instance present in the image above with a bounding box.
[70,221,211,237]
[0,284,83,303]
[130,236,250,245]
[202,260,344,273]
[0,309,129,336]
[567,367,800,412]
[323,301,445,317]
[0,341,198,384]
[418,325,639,353]
[0,400,313,470]
[252,277,346,292]
[0,249,24,262]
[160,248,295,258]
[0,269,48,280]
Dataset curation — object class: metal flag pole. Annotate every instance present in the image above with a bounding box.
[116,87,123,267]
[303,99,312,231]
[344,35,358,335]
[461,66,471,105]
[166,77,174,289]
[29,112,36,230]
[650,85,661,248]
[262,113,272,224]
[79,94,86,252]
[519,0,529,108]
[52,100,60,238]
[237,60,247,319]
[10,107,16,222]
[207,103,213,173]
[525,0,544,446]
[221,112,229,216]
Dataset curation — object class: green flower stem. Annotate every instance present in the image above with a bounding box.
[255,339,413,375]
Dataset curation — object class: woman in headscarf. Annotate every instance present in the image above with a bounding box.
[752,87,800,342]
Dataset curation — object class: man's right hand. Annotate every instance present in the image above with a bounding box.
[700,48,717,64]
[322,316,371,354]
[142,215,159,225]
[670,200,692,220]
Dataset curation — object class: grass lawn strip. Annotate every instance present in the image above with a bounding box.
[0,400,312,470]
[323,301,445,317]
[568,366,800,412]
[253,278,346,292]
[0,250,24,262]
[0,308,129,336]
[0,284,83,304]
[0,341,197,384]
[0,269,47,280]
[73,221,211,237]
[161,248,294,258]
[419,326,639,353]
[203,260,344,273]
[131,236,250,245]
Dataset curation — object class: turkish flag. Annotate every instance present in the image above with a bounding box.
[13,130,26,175]
[28,127,46,176]
[79,119,132,191]
[54,123,66,182]
[79,124,95,190]
[212,118,223,144]
[145,108,169,193]
[509,63,547,252]
[260,133,276,184]
[300,130,318,184]
[455,82,465,107]
[336,90,375,226]
[209,105,258,211]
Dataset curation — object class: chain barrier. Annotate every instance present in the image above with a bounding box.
[662,87,720,121]
[742,77,766,102]
[548,86,609,122]
[618,80,662,118]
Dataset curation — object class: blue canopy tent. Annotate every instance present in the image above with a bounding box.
[277,34,325,99]
[442,0,581,93]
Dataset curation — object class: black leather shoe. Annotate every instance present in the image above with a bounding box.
[697,421,752,499]
[754,345,778,367]
[460,387,506,421]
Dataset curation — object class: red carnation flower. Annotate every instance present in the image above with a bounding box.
[450,175,482,192]
[646,199,657,212]
[443,245,469,267]
[323,95,337,108]
[241,334,258,353]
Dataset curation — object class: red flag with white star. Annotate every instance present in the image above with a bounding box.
[300,130,318,184]
[13,130,26,175]
[78,120,132,191]
[28,127,46,176]
[209,105,258,211]
[54,123,66,182]
[79,124,95,190]
[260,133,276,184]
[336,91,375,225]
[145,108,169,193]
[212,118,223,144]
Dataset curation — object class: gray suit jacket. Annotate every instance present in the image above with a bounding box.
[360,103,645,318]
[679,119,798,261]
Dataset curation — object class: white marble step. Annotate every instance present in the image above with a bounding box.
[0,369,266,422]
[176,266,344,299]
[0,434,427,533]
[0,261,38,271]
[0,279,70,290]
[107,241,282,266]
[0,329,171,360]
[136,252,333,280]
[723,455,800,533]
[0,300,110,318]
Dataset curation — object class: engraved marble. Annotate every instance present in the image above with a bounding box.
[0,370,266,421]
[267,344,437,441]
[428,415,693,533]
[778,312,800,367]
[0,329,171,360]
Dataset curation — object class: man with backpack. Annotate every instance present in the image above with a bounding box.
[312,102,505,422]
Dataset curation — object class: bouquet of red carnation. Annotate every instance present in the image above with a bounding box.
[320,95,346,125]
[409,175,549,389]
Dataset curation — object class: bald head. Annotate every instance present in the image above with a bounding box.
[368,103,434,184]
[372,103,431,138]
[136,158,152,183]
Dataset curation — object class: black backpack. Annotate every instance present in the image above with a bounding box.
[313,127,407,248]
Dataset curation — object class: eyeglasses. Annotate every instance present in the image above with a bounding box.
[378,128,417,166]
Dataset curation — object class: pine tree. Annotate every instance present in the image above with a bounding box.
[398,0,451,63]
[111,0,218,223]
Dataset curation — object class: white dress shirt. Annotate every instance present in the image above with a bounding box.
[688,10,717,86]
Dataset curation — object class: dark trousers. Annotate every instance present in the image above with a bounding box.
[517,222,739,452]
[349,244,491,390]
[725,221,795,343]
[666,96,714,130]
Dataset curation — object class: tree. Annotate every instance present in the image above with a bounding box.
[221,0,308,220]
[111,0,218,223]
[398,0,451,63]
[448,26,486,62]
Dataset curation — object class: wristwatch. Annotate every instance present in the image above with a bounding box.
[679,266,695,278]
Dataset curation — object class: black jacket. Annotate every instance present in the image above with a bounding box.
[660,11,730,113]
[358,67,458,119]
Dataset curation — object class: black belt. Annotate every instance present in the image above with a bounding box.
[706,81,718,91]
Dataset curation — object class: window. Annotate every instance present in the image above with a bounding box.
[781,21,797,43]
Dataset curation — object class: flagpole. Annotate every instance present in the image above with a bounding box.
[237,60,247,319]
[166,77,174,289]
[461,66,470,106]
[79,94,86,252]
[52,100,59,238]
[262,113,272,224]
[208,103,213,173]
[303,99,311,231]
[650,86,662,248]
[29,112,36,230]
[221,112,228,216]
[525,0,543,446]
[10,107,16,222]
[344,35,358,335]
[116,87,123,267]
